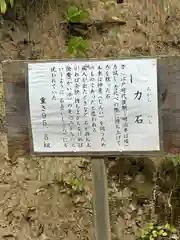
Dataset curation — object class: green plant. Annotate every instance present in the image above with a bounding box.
[66,6,89,56]
[66,6,89,23]
[0,0,13,14]
[140,223,177,240]
[170,156,180,166]
[68,36,88,56]
[68,178,84,193]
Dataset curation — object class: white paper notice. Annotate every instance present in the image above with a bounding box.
[28,59,160,153]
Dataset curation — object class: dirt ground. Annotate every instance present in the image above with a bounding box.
[0,0,180,239]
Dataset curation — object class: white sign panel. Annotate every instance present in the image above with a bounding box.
[28,59,160,153]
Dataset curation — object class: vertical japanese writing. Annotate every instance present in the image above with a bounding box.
[40,97,51,148]
[68,102,75,147]
[59,67,64,96]
[147,86,153,124]
[51,66,57,100]
[58,66,68,148]
[59,67,65,115]
[65,65,74,148]
[98,65,106,147]
[59,97,68,148]
[121,65,129,147]
[105,64,111,100]
[90,66,97,134]
[147,87,152,103]
[61,111,68,148]
[133,86,153,125]
[66,65,73,101]
[74,65,82,148]
[82,65,91,148]
[134,89,144,124]
[113,64,121,146]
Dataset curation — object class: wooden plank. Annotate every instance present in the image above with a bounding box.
[158,56,180,154]
[2,56,180,159]
[2,61,29,159]
[91,158,111,240]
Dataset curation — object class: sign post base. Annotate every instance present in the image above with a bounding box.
[91,158,111,240]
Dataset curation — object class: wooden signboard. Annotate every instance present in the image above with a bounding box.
[2,56,180,240]
[2,57,172,159]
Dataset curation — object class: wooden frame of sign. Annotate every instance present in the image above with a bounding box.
[3,57,173,159]
[2,56,179,240]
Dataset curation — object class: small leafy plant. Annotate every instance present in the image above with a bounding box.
[0,0,13,14]
[170,156,180,167]
[66,6,89,56]
[68,178,84,193]
[66,6,89,23]
[68,36,88,56]
[140,223,177,240]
